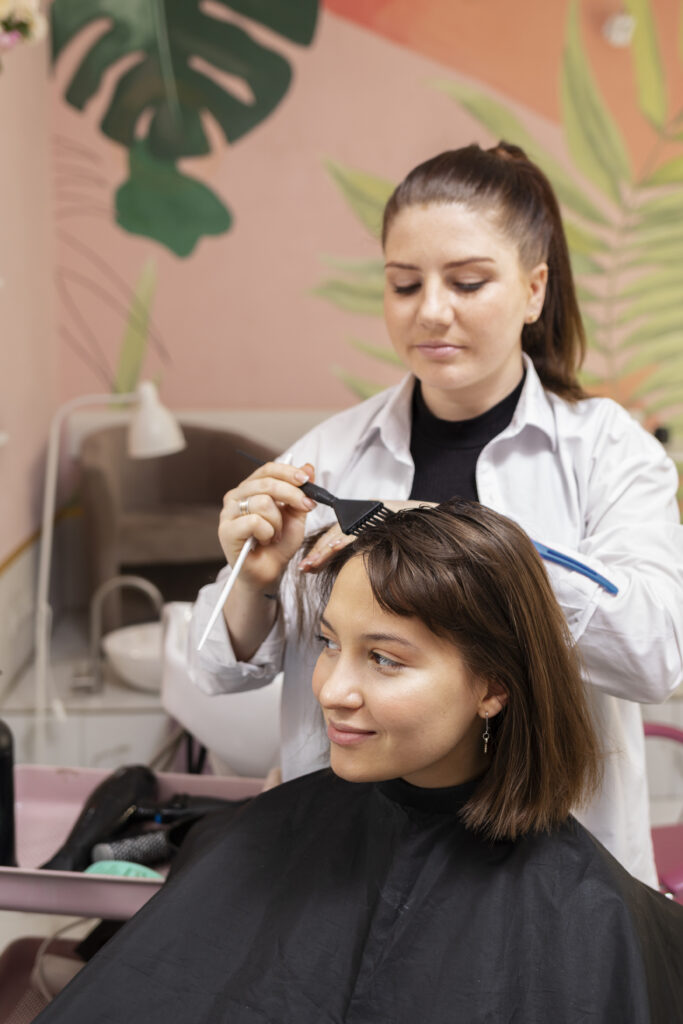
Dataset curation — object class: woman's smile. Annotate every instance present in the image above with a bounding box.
[326,719,377,745]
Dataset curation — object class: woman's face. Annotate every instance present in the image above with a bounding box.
[383,201,548,420]
[312,555,494,788]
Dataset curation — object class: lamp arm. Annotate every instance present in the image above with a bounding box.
[34,390,138,756]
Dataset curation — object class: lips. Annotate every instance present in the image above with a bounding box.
[327,720,376,746]
[414,342,465,358]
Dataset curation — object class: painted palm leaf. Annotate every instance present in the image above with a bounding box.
[317,0,683,448]
[52,0,319,254]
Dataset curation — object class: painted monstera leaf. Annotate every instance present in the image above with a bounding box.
[52,0,319,255]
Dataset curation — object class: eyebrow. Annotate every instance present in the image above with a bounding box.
[320,616,419,650]
[384,258,495,270]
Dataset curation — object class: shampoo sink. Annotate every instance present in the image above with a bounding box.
[102,622,163,692]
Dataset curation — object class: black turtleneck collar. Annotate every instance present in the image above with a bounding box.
[412,371,525,450]
[377,774,482,814]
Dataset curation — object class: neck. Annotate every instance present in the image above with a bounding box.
[420,361,525,421]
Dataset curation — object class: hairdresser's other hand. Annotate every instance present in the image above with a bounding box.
[219,461,317,591]
[299,499,437,573]
[299,524,354,573]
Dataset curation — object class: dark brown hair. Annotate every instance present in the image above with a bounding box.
[382,142,587,401]
[315,498,601,841]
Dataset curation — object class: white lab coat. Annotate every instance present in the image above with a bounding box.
[190,356,683,886]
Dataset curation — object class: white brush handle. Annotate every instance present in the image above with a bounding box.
[196,537,255,651]
[196,452,293,652]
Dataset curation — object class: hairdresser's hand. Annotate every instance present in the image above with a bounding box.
[299,499,436,573]
[298,524,354,573]
[219,461,317,592]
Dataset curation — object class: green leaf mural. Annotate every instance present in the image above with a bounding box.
[561,3,632,203]
[624,0,667,129]
[116,142,232,257]
[114,257,157,394]
[318,0,683,451]
[52,0,319,253]
[324,161,395,239]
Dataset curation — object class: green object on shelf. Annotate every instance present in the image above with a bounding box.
[85,860,164,881]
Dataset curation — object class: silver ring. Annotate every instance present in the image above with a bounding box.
[239,498,250,516]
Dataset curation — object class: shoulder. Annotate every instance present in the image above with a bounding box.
[547,392,676,476]
[550,392,660,449]
[240,770,371,830]
[520,818,674,919]
[287,381,408,465]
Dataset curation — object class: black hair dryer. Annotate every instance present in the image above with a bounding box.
[0,718,16,867]
[41,764,158,872]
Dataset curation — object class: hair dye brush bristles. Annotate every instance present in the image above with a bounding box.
[296,480,391,535]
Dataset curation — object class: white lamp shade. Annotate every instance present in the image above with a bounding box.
[127,381,186,458]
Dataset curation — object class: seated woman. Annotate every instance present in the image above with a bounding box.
[37,501,682,1024]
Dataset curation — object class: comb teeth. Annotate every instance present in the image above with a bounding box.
[298,481,391,535]
[346,504,392,536]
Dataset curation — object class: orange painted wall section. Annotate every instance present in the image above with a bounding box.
[324,0,683,164]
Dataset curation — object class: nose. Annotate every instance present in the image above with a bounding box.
[315,660,363,712]
[417,280,453,329]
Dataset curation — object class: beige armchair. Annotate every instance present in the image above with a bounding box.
[78,424,276,631]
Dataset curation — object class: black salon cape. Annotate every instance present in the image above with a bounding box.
[36,769,683,1024]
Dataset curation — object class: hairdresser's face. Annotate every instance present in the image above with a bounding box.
[312,556,491,788]
[383,202,547,419]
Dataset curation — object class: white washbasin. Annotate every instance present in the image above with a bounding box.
[161,602,281,776]
[102,622,163,692]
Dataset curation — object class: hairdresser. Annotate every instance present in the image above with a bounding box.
[189,142,683,887]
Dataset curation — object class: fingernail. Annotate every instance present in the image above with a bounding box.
[295,471,310,484]
[299,559,311,571]
[303,498,316,511]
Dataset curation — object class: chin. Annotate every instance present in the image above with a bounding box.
[329,754,389,784]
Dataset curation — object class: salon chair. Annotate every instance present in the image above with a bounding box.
[644,721,683,904]
[79,425,276,632]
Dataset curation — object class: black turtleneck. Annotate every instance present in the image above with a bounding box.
[409,373,525,502]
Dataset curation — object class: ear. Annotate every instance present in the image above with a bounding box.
[524,262,548,324]
[478,678,509,720]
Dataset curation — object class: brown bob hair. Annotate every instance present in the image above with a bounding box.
[314,498,601,841]
[382,142,587,402]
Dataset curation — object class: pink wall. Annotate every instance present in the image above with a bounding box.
[2,0,680,564]
[0,38,55,564]
[50,9,573,411]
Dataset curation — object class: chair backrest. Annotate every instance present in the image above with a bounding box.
[644,722,683,744]
[79,425,278,511]
[644,720,683,903]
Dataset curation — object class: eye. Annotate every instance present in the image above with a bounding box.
[315,632,340,653]
[370,650,403,671]
[452,281,485,293]
[391,283,420,295]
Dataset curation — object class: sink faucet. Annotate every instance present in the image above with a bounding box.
[74,575,164,693]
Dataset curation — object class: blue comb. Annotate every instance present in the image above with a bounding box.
[532,541,619,595]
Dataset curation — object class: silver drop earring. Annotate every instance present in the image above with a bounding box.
[482,712,490,755]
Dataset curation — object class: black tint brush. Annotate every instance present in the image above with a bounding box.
[196,452,391,650]
[237,450,391,535]
[297,480,390,535]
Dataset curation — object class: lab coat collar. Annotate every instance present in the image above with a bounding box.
[361,354,558,461]
[510,354,559,452]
